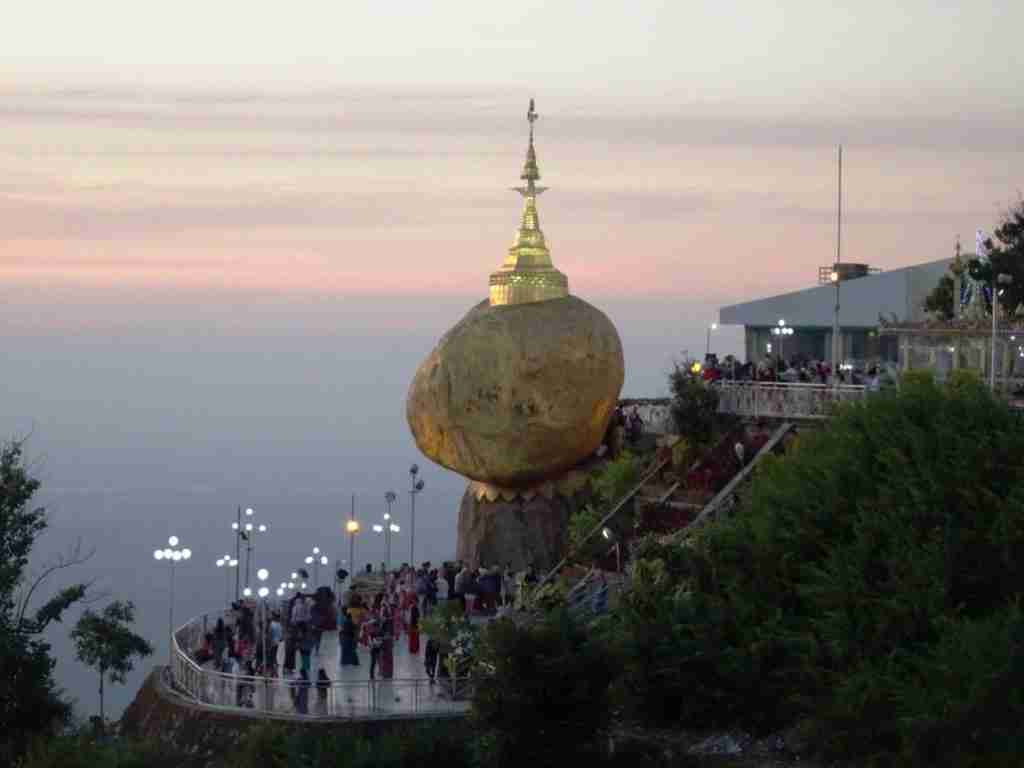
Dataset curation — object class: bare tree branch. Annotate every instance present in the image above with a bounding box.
[16,537,96,630]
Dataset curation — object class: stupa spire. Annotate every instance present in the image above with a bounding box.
[489,98,569,307]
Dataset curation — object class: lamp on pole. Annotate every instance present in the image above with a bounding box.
[290,569,309,592]
[601,527,621,573]
[771,319,794,365]
[303,547,329,587]
[705,322,717,358]
[229,507,248,602]
[345,519,360,579]
[233,507,267,593]
[386,491,398,569]
[255,568,270,670]
[215,554,238,607]
[372,494,401,573]
[153,535,191,669]
[992,272,1014,391]
[408,465,425,566]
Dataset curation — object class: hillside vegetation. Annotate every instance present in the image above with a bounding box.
[20,372,1024,767]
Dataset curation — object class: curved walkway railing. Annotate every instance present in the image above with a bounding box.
[170,610,470,720]
[716,380,867,419]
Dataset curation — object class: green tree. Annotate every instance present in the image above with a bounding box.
[71,600,153,723]
[0,440,91,764]
[668,362,719,446]
[982,199,1024,311]
[472,608,617,768]
[922,273,955,320]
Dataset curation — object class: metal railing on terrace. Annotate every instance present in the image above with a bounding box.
[715,380,867,419]
[170,610,470,720]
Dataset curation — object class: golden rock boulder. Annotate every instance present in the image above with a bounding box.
[406,295,624,487]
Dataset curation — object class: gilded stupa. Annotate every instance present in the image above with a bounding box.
[407,100,624,492]
[488,99,569,307]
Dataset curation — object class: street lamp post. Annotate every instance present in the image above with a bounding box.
[385,491,397,568]
[373,493,401,572]
[601,527,621,573]
[304,547,329,587]
[345,493,361,579]
[290,569,309,592]
[215,554,238,607]
[771,319,794,366]
[345,519,360,579]
[706,322,717,358]
[409,465,425,566]
[233,507,267,594]
[992,272,1014,391]
[256,568,270,671]
[230,507,244,602]
[153,535,191,669]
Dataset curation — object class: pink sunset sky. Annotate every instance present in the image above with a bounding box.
[1,1,1022,330]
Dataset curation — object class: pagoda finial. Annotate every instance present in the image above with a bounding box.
[951,234,965,275]
[515,97,546,198]
[488,99,568,306]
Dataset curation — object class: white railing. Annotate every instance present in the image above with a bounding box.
[715,380,867,419]
[169,610,470,720]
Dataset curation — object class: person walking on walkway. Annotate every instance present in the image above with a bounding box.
[408,602,420,655]
[368,623,382,680]
[291,669,310,714]
[340,609,360,667]
[267,613,282,677]
[298,624,314,679]
[424,636,439,683]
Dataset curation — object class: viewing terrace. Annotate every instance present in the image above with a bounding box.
[169,608,471,721]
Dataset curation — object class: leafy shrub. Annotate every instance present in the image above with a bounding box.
[668,365,719,446]
[567,452,641,565]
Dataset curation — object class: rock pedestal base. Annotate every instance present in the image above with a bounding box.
[455,482,589,572]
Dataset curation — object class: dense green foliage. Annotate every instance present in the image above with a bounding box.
[1,441,89,765]
[932,202,1024,316]
[71,601,153,722]
[225,722,475,768]
[472,608,617,768]
[20,730,190,768]
[605,373,1024,765]
[20,722,476,768]
[566,452,640,564]
[922,273,955,320]
[976,200,1024,310]
[668,364,719,446]
[22,718,696,768]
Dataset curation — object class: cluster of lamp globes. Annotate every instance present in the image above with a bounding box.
[238,568,273,599]
[153,536,191,562]
[372,514,401,535]
[305,546,329,567]
[231,507,267,534]
[771,319,794,337]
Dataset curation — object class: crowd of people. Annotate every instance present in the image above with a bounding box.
[191,559,540,713]
[698,353,887,389]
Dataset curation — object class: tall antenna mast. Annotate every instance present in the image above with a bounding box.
[836,144,842,266]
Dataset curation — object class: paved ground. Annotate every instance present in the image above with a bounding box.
[193,623,472,718]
